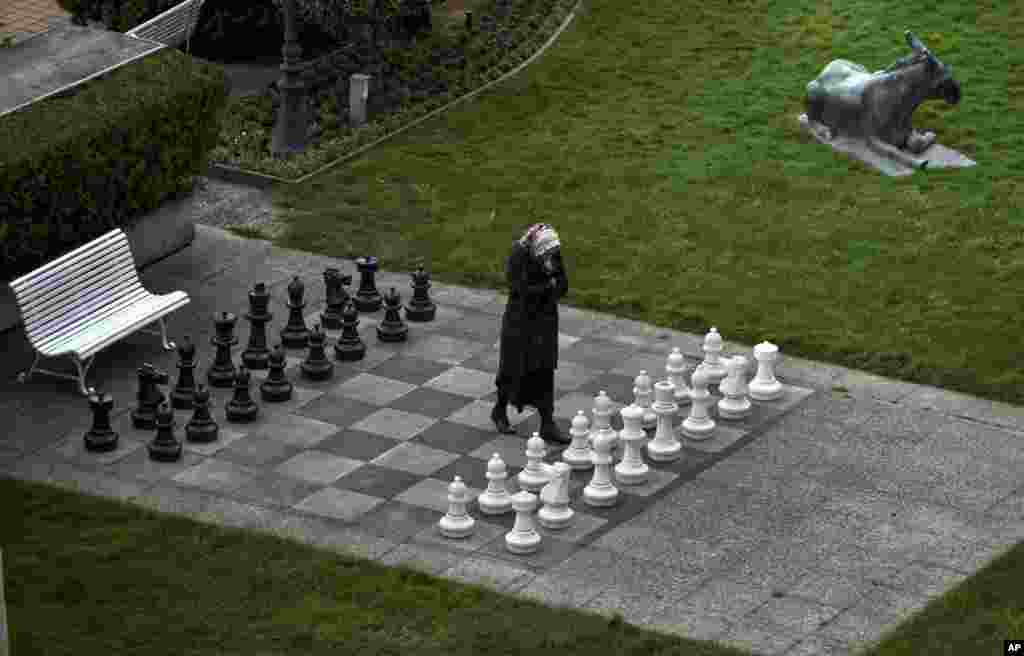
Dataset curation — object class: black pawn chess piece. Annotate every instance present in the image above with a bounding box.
[300,323,335,380]
[242,282,273,370]
[147,402,182,462]
[226,365,259,422]
[377,287,409,342]
[405,265,436,322]
[207,312,238,388]
[131,363,169,429]
[280,276,312,349]
[334,300,366,361]
[185,383,219,443]
[354,256,383,312]
[261,344,294,402]
[320,267,352,330]
[84,387,119,452]
[170,335,198,410]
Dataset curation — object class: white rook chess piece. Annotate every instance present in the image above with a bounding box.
[615,404,649,485]
[506,490,541,554]
[666,347,691,406]
[562,410,594,471]
[681,367,715,440]
[583,420,619,507]
[632,370,657,430]
[518,432,553,493]
[717,356,752,420]
[700,327,728,385]
[439,475,475,538]
[477,453,513,515]
[648,379,683,461]
[538,462,573,529]
[591,390,618,452]
[749,341,784,401]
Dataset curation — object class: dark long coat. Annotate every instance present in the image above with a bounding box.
[496,241,569,412]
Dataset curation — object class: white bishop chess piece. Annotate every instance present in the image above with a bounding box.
[717,355,752,420]
[666,347,691,406]
[583,419,619,507]
[438,475,475,538]
[477,453,513,515]
[518,432,554,493]
[700,327,729,385]
[749,340,784,401]
[538,461,573,529]
[647,379,683,461]
[615,403,649,485]
[681,367,716,440]
[562,410,595,471]
[632,370,657,430]
[505,490,542,554]
[591,390,619,452]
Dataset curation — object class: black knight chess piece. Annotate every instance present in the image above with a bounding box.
[301,323,334,380]
[147,402,182,462]
[261,344,294,402]
[320,268,352,330]
[405,265,436,322]
[280,276,312,349]
[226,365,259,422]
[242,283,273,370]
[84,387,119,452]
[207,312,238,388]
[171,335,198,410]
[185,383,219,443]
[132,363,170,429]
[354,256,383,312]
[377,287,409,342]
[334,300,366,361]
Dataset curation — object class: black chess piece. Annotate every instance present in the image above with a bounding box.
[242,283,273,370]
[280,276,312,348]
[147,402,182,462]
[207,312,238,388]
[354,256,383,312]
[84,387,119,452]
[185,383,219,443]
[334,300,366,361]
[301,323,334,380]
[405,265,436,322]
[170,335,198,410]
[261,344,294,402]
[320,267,352,330]
[377,287,409,342]
[131,363,169,429]
[226,365,259,422]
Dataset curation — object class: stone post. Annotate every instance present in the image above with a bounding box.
[270,0,309,158]
[349,74,371,127]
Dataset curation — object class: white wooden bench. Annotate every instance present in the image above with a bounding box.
[8,228,190,396]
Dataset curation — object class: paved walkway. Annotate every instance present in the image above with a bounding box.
[3,215,1024,656]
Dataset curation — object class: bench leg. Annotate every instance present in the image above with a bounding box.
[139,317,177,351]
[17,353,96,396]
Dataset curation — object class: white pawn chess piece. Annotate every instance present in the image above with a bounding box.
[648,379,683,461]
[681,367,716,440]
[477,453,513,515]
[615,404,649,484]
[632,370,657,430]
[583,420,619,507]
[538,462,574,529]
[700,327,728,385]
[505,490,542,554]
[666,347,691,406]
[591,390,619,452]
[562,410,594,471]
[749,340,784,401]
[439,475,475,538]
[518,432,553,493]
[717,356,752,420]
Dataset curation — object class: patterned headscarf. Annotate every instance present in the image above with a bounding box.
[520,223,561,258]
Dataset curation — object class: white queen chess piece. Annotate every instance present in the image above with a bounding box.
[681,367,716,440]
[583,419,619,507]
[439,475,475,538]
[505,490,542,554]
[632,370,657,429]
[717,355,752,420]
[477,453,513,515]
[615,403,650,484]
[666,347,691,406]
[538,462,574,529]
[700,327,729,385]
[648,379,683,461]
[749,341,784,401]
[518,432,553,493]
[562,410,595,471]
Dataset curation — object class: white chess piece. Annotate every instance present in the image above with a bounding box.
[615,404,649,485]
[583,421,618,507]
[538,462,574,529]
[562,410,594,471]
[749,341,784,401]
[681,367,715,440]
[477,453,513,515]
[591,390,618,452]
[700,327,728,385]
[717,356,752,420]
[518,432,553,493]
[648,379,683,461]
[505,490,541,554]
[632,370,657,430]
[666,347,691,406]
[439,475,475,538]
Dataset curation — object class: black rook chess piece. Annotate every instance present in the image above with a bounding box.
[320,268,352,330]
[242,283,273,370]
[280,276,312,349]
[377,287,408,342]
[84,387,119,452]
[301,323,334,380]
[132,363,169,429]
[334,300,366,361]
[185,383,219,443]
[261,344,294,402]
[171,335,198,410]
[405,265,436,322]
[354,256,383,312]
[147,402,182,462]
[207,312,238,388]
[226,365,259,422]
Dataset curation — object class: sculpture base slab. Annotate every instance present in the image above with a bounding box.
[798,114,976,177]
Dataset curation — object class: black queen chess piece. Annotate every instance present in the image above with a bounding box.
[131,363,169,429]
[404,265,436,322]
[261,344,294,402]
[320,268,352,330]
[84,387,119,452]
[207,312,238,388]
[148,402,182,462]
[226,365,259,422]
[354,256,383,312]
[280,276,312,349]
[185,383,219,443]
[377,287,408,342]
[334,300,366,361]
[301,324,334,381]
[170,335,198,410]
[242,283,273,370]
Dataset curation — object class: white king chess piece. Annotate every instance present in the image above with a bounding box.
[632,370,657,430]
[749,340,784,401]
[681,367,716,440]
[538,462,574,529]
[665,347,691,406]
[562,410,595,471]
[647,379,682,461]
[615,403,650,484]
[700,327,729,385]
[717,355,752,420]
[439,475,475,538]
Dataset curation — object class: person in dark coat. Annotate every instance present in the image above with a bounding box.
[491,223,570,444]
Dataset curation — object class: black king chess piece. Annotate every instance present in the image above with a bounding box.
[147,402,182,462]
[301,323,334,380]
[185,383,219,443]
[354,256,383,312]
[226,365,259,422]
[207,312,238,388]
[131,363,169,429]
[377,287,409,342]
[261,344,293,402]
[280,276,312,349]
[84,387,119,452]
[171,335,198,410]
[320,267,352,330]
[405,265,436,322]
[242,282,273,370]
[334,300,366,361]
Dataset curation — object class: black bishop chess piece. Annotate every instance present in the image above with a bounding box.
[334,300,366,361]
[405,265,436,322]
[207,312,238,388]
[170,335,198,410]
[185,383,219,443]
[377,287,409,342]
[280,276,312,349]
[147,402,182,462]
[242,282,273,370]
[320,267,352,330]
[84,387,119,452]
[261,344,294,402]
[226,365,259,422]
[301,323,334,380]
[131,363,169,429]
[354,256,383,312]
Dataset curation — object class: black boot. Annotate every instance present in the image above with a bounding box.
[539,408,570,445]
[490,391,516,435]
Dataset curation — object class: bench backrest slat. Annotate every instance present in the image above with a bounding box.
[31,279,149,350]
